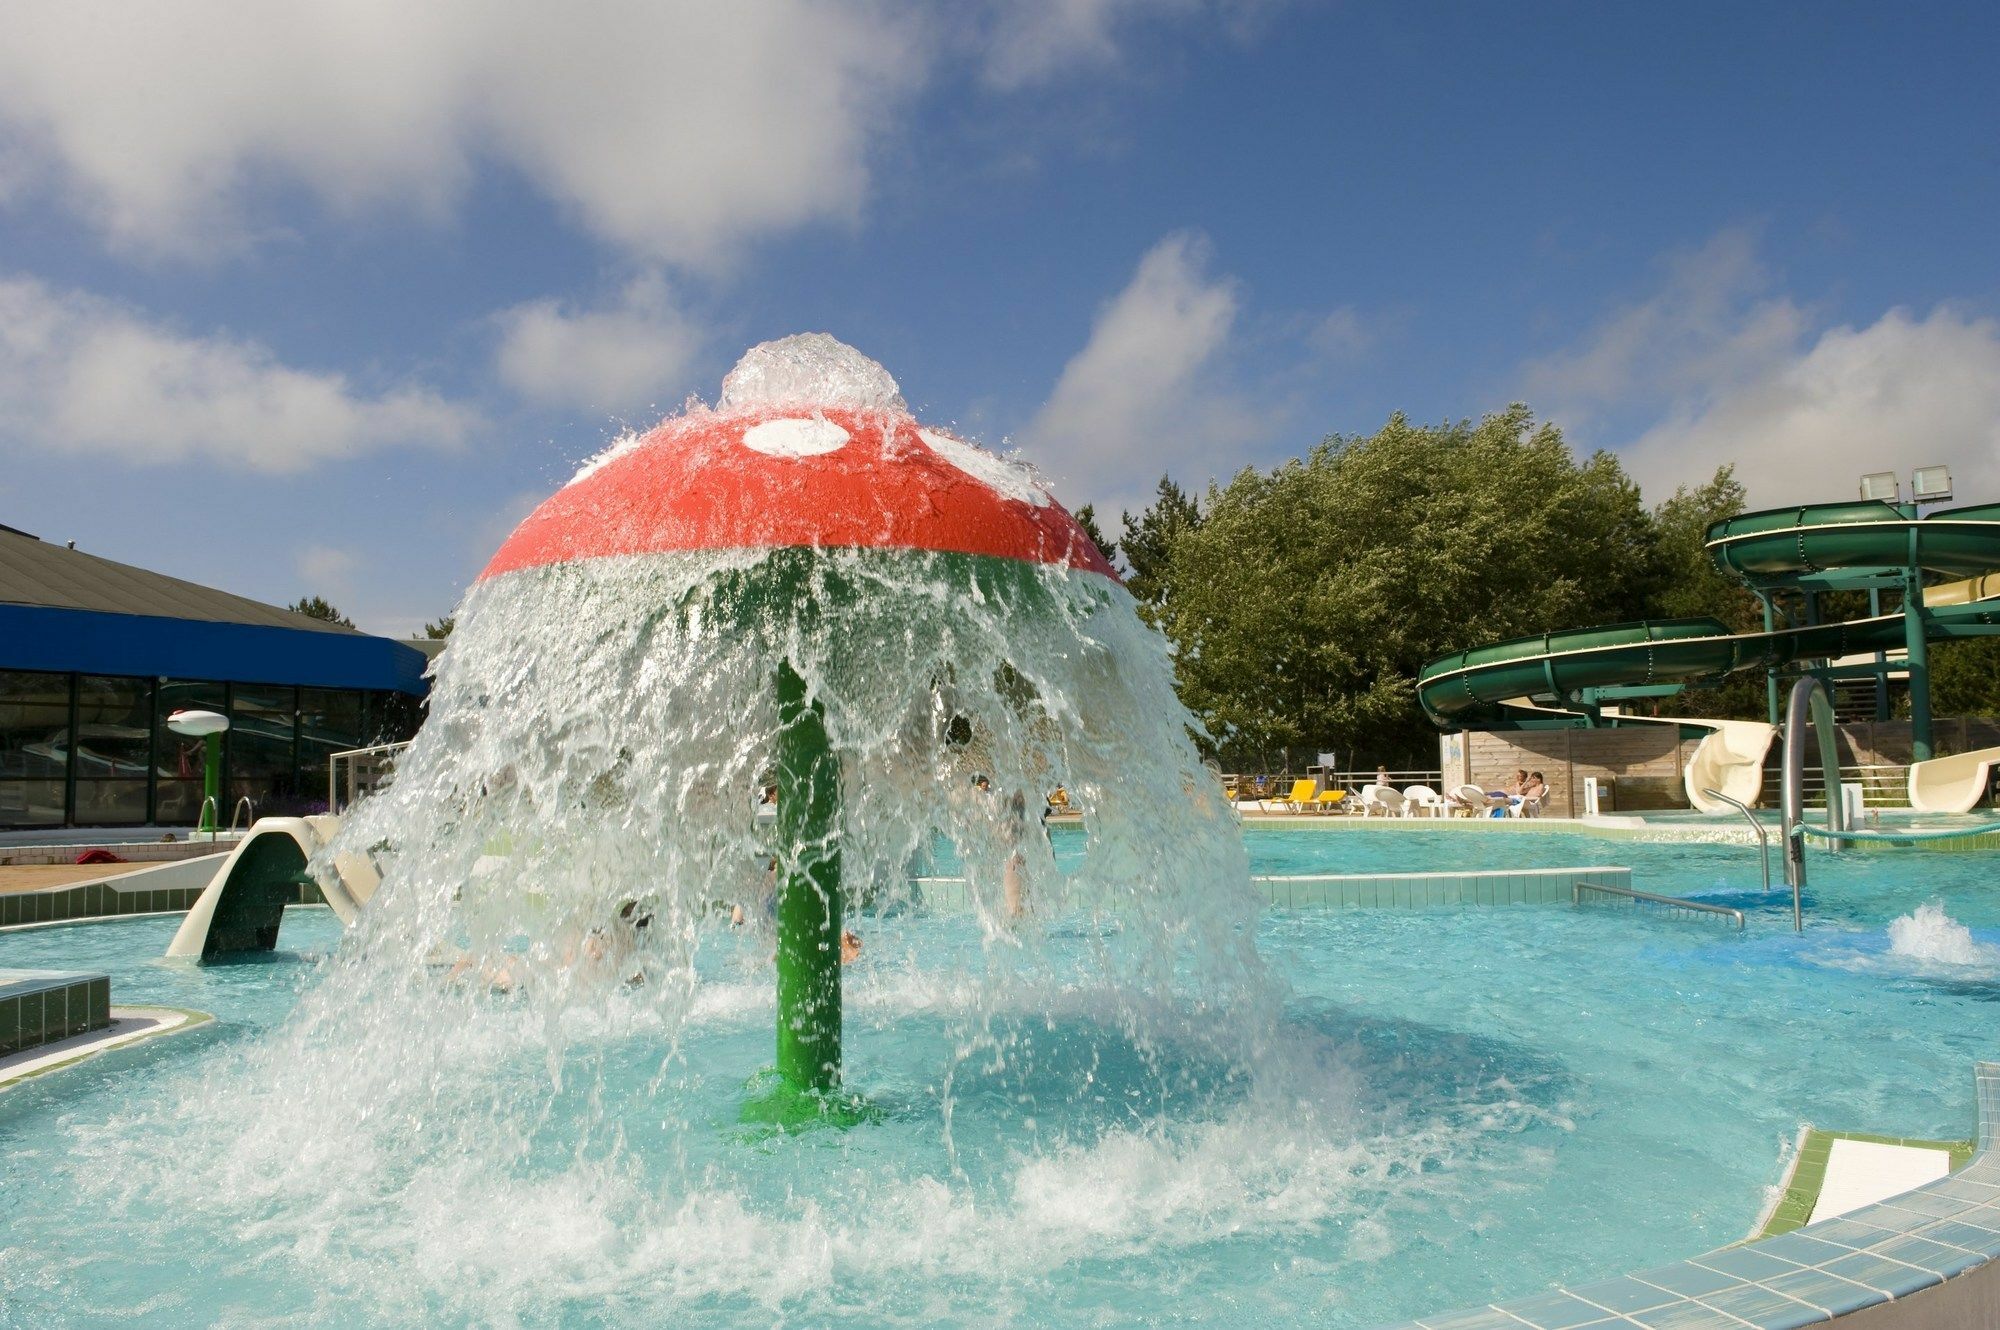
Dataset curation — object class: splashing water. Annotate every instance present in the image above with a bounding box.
[20,338,1531,1326]
[1887,901,2000,967]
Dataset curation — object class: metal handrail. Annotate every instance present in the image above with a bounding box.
[1780,676,1847,932]
[1574,879,1744,929]
[197,795,218,843]
[228,796,256,835]
[1702,786,1773,897]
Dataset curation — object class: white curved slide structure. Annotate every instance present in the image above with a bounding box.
[165,815,381,960]
[1908,746,2000,814]
[1679,719,1777,813]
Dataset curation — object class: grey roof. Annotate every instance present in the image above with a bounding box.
[0,525,358,635]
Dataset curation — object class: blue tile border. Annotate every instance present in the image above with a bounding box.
[1386,1061,2000,1330]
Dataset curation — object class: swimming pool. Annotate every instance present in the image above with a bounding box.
[2,826,1996,1327]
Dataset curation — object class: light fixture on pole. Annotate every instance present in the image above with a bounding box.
[1858,472,1900,503]
[1911,465,1954,505]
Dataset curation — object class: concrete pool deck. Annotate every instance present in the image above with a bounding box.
[0,1006,211,1090]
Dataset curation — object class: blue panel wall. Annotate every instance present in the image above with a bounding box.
[0,605,429,695]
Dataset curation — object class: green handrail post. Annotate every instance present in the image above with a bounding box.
[773,657,842,1095]
[199,731,222,834]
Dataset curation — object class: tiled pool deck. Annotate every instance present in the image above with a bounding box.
[1378,1062,2000,1329]
[0,968,111,1056]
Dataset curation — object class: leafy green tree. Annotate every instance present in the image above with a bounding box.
[1158,407,1657,763]
[288,595,355,628]
[1119,476,1202,619]
[423,615,456,640]
[1931,638,2000,718]
[1070,505,1118,566]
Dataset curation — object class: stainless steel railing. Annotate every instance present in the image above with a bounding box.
[1781,677,1848,918]
[1702,784,1775,906]
[228,796,256,835]
[1573,879,1745,929]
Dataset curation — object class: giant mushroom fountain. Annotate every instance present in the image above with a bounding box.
[466,333,1135,1125]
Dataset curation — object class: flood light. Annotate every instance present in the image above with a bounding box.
[1912,465,1954,503]
[1859,472,1900,503]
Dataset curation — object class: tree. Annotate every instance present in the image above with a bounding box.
[288,596,354,628]
[1070,505,1118,566]
[423,615,456,640]
[1118,476,1202,619]
[1157,408,1658,764]
[1640,465,1766,720]
[1931,638,2000,718]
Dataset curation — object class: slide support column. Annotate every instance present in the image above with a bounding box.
[1760,594,1781,726]
[1904,517,1933,763]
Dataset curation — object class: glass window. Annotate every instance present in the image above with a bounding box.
[0,779,64,826]
[297,689,364,816]
[299,688,363,764]
[0,670,71,784]
[70,675,152,826]
[367,691,427,746]
[73,675,152,780]
[74,779,148,825]
[230,684,297,811]
[154,778,203,826]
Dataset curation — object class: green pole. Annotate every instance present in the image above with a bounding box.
[200,731,222,833]
[772,658,842,1095]
[1904,513,1933,763]
[1760,593,1781,726]
[1904,569,1933,763]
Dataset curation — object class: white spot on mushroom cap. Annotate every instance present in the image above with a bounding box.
[742,416,850,458]
[917,428,1049,506]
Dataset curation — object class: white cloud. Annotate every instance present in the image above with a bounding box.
[297,545,358,595]
[1523,228,1810,428]
[1017,231,1253,508]
[494,274,705,412]
[1523,228,2000,507]
[981,0,1187,86]
[0,274,478,472]
[0,1,924,264]
[977,0,1278,88]
[1621,306,2000,507]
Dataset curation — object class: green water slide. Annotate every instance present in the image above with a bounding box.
[1418,500,2000,731]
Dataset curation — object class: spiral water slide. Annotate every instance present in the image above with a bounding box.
[1418,501,2000,812]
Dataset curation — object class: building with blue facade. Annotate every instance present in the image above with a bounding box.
[0,523,431,829]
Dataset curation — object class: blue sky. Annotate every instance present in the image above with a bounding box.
[1,1,1997,636]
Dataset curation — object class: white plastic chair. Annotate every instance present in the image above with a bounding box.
[1401,785,1444,818]
[1360,783,1407,817]
[1446,783,1495,817]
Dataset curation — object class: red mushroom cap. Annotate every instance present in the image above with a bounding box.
[480,405,1118,582]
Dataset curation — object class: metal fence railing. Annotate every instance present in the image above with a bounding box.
[1762,762,1910,809]
[1220,768,1446,805]
[328,741,411,815]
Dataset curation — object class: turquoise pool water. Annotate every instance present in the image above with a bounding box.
[3,827,1998,1327]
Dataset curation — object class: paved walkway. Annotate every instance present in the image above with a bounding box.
[0,863,131,894]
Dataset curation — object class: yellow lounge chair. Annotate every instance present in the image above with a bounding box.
[1271,778,1316,812]
[1315,789,1347,814]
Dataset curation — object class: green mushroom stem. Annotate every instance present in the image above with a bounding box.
[771,657,843,1096]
